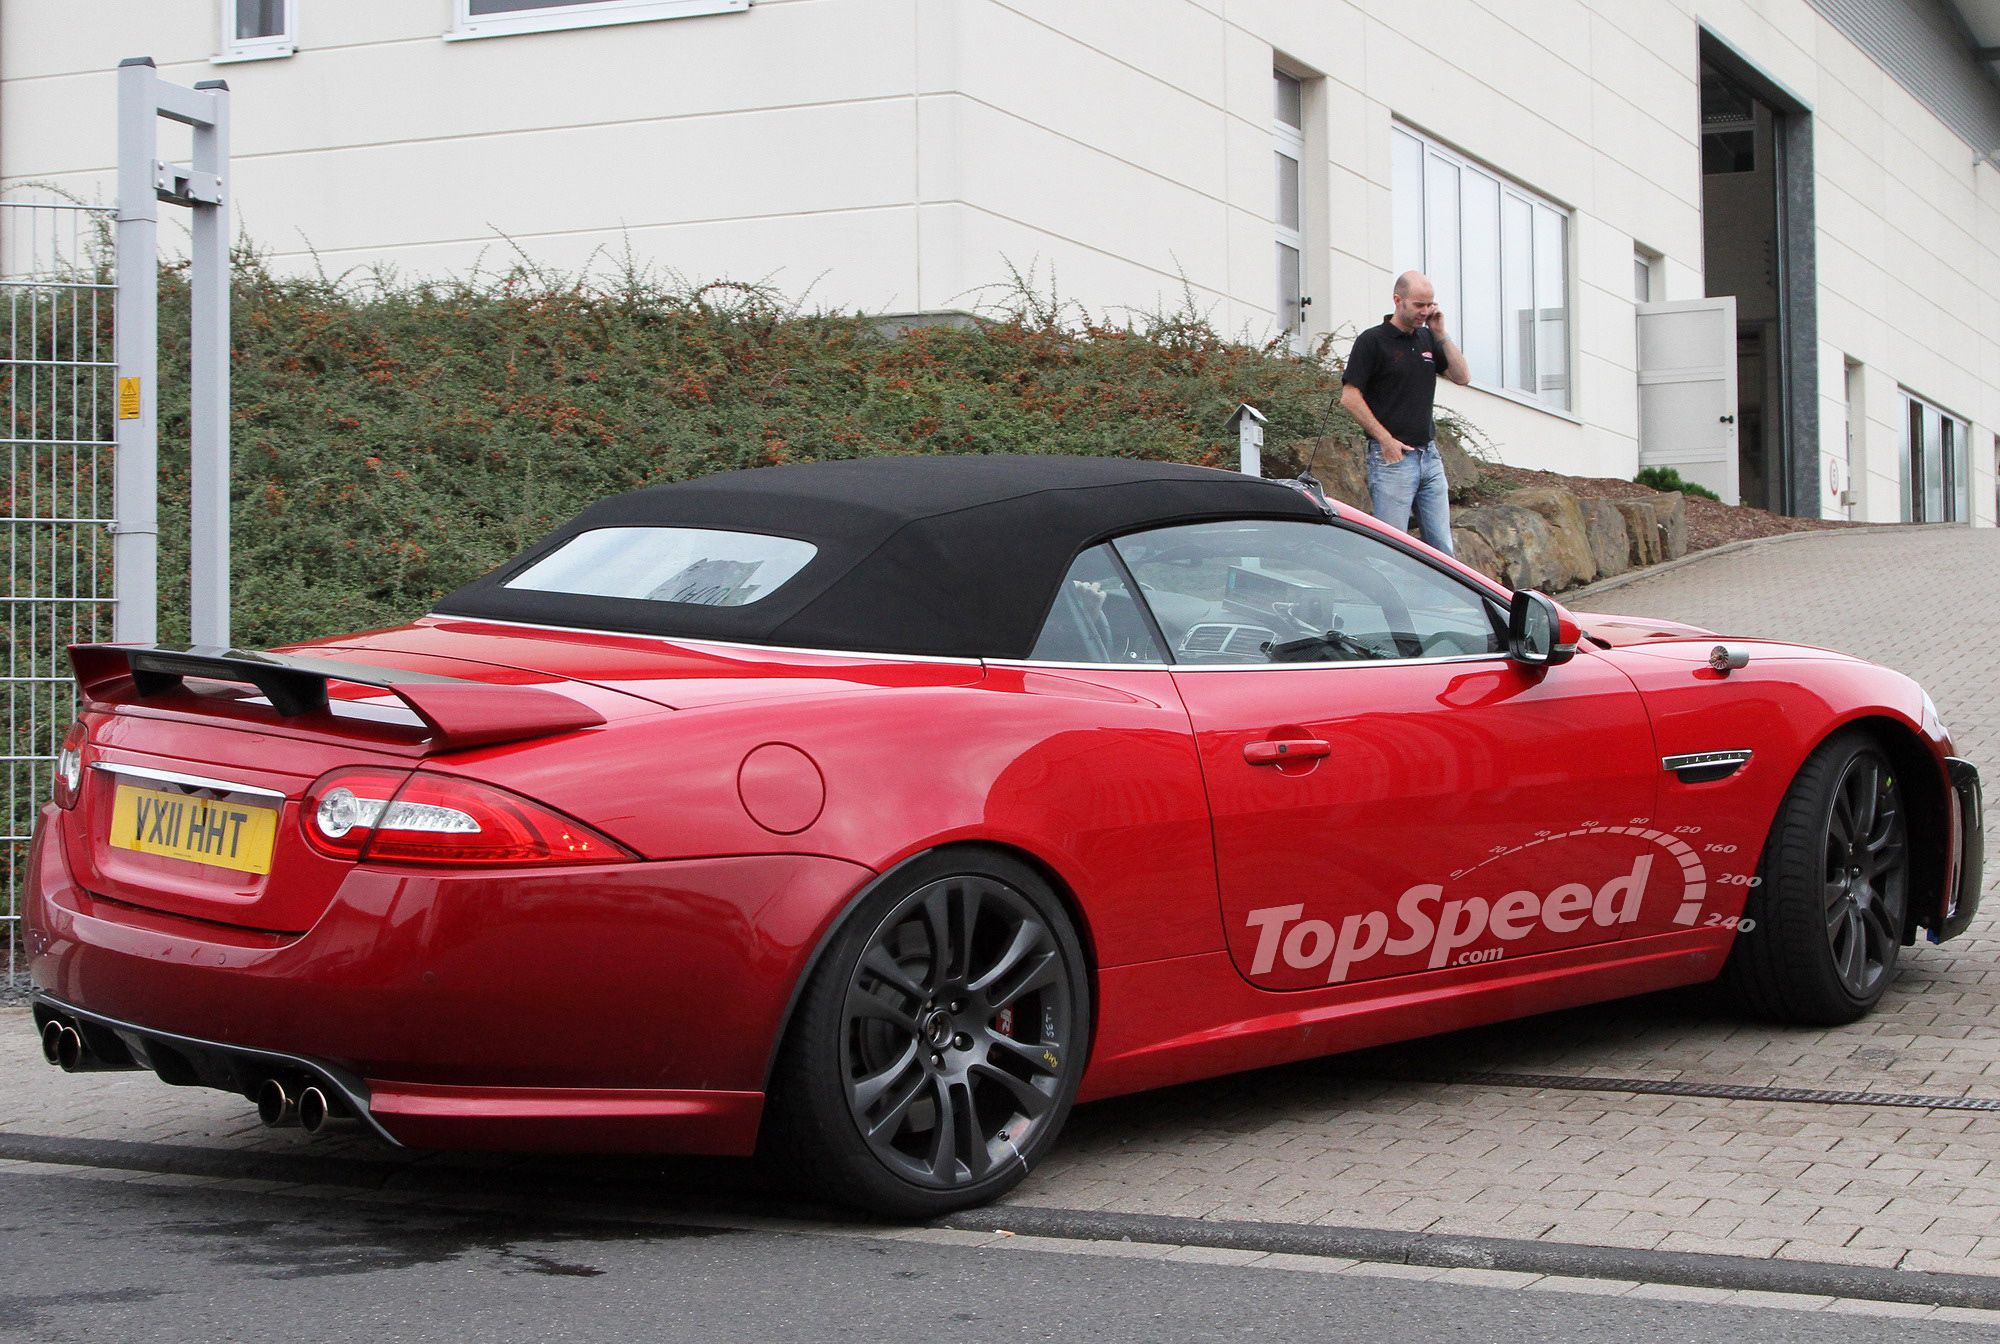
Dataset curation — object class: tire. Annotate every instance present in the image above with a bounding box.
[1722,729,1911,1025]
[763,850,1091,1217]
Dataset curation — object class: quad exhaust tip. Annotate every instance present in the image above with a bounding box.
[36,1020,138,1072]
[297,1085,359,1136]
[255,1078,300,1128]
[42,1020,115,1073]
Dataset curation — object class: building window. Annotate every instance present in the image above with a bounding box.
[1391,125,1571,412]
[1901,391,1969,522]
[1634,248,1661,303]
[217,0,294,62]
[1274,70,1307,352]
[450,0,751,41]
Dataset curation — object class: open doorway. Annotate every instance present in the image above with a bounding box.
[1698,34,1818,515]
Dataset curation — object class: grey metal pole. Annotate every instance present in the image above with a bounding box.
[1238,416,1264,476]
[188,80,230,649]
[112,57,159,645]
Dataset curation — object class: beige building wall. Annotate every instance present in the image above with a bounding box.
[1,0,1993,523]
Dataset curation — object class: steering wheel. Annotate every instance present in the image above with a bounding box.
[1420,629,1489,657]
[1265,628,1386,662]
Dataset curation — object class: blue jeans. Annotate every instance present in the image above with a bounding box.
[1366,440,1455,556]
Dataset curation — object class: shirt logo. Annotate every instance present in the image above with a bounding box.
[1421,352,1434,364]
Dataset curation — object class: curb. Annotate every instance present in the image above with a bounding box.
[5,1129,1998,1310]
[942,1203,2000,1311]
[1566,523,1944,602]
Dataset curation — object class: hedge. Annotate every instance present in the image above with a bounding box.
[138,252,1406,649]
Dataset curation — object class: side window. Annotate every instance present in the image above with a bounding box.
[1028,546,1168,665]
[1113,520,1504,664]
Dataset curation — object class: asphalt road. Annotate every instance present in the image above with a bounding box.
[2,1165,1992,1344]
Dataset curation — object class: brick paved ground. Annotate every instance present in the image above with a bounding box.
[3,525,1996,1277]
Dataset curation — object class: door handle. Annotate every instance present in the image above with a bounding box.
[1244,739,1331,765]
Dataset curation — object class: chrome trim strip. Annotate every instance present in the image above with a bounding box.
[1662,750,1754,772]
[425,613,1520,673]
[1162,651,1511,672]
[985,658,1172,671]
[419,613,984,666]
[88,761,288,802]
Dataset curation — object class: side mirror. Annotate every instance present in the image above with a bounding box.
[1508,590,1577,667]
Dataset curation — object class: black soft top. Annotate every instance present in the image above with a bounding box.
[434,454,1326,658]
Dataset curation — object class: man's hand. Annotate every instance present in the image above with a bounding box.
[1379,438,1408,465]
[1425,309,1471,386]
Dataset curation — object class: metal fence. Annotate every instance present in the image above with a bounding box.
[3,200,117,984]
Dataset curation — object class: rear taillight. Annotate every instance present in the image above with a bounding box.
[53,721,86,809]
[302,766,635,867]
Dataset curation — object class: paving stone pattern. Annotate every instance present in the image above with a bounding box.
[2,527,1996,1276]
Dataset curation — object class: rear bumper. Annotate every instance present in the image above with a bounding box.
[1935,757,1984,943]
[30,995,764,1154]
[24,804,873,1155]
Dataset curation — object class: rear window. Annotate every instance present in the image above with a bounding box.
[503,527,818,607]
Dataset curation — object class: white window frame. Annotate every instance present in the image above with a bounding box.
[448,0,751,41]
[1899,389,1970,523]
[1634,247,1662,303]
[1274,70,1307,354]
[215,0,295,63]
[1391,124,1574,415]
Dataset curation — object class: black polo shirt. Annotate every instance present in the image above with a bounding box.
[1342,318,1452,446]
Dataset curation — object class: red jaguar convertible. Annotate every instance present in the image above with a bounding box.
[25,455,1982,1215]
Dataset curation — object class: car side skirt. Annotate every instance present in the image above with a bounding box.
[365,1082,763,1155]
[1080,929,1730,1102]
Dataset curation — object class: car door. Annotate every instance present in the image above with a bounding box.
[1113,517,1684,992]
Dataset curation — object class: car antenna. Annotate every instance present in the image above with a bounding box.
[1290,374,1342,512]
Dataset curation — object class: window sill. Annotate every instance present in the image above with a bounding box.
[211,44,295,64]
[445,0,750,42]
[1460,379,1583,426]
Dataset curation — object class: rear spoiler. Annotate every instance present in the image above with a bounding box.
[69,644,605,752]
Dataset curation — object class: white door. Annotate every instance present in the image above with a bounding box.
[1637,297,1739,505]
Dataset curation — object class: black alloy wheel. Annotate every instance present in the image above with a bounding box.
[766,851,1089,1216]
[1722,730,1912,1025]
[1821,747,1909,1000]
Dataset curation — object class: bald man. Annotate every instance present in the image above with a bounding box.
[1339,271,1471,556]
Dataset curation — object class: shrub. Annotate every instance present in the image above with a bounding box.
[125,251,1403,648]
[1634,465,1722,502]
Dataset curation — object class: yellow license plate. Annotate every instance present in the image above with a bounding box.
[110,784,279,875]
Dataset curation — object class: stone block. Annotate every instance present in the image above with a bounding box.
[1648,491,1688,559]
[1576,497,1631,580]
[1451,503,1564,592]
[1451,525,1504,585]
[1612,499,1664,567]
[1497,485,1597,588]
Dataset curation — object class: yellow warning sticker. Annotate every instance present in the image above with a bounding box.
[118,377,141,420]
